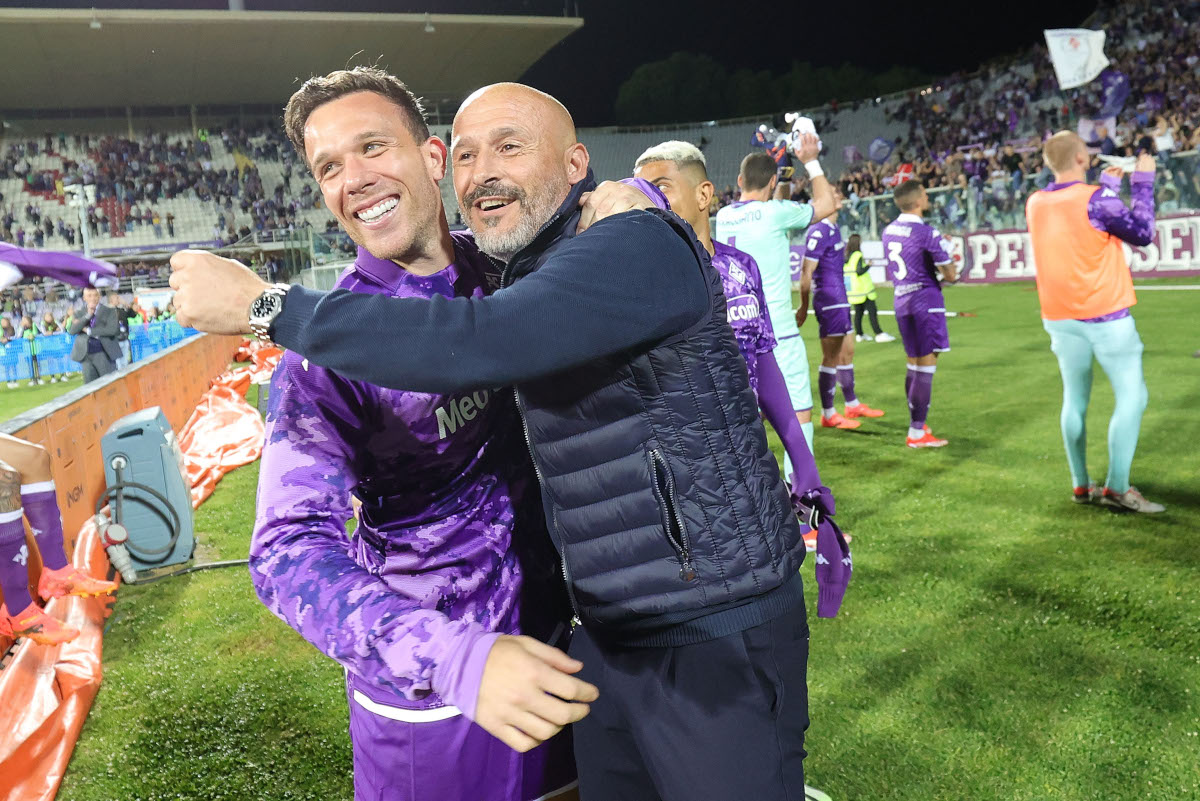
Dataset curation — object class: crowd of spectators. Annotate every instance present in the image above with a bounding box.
[830,0,1200,229]
[0,280,185,386]
[701,0,1200,231]
[0,282,176,332]
[1,122,326,250]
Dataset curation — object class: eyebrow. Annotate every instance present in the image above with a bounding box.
[451,126,527,154]
[309,130,394,171]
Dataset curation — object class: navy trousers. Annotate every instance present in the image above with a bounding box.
[570,607,810,801]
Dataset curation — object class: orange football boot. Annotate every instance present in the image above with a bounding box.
[0,601,80,646]
[38,564,118,601]
[843,402,885,419]
[820,412,861,430]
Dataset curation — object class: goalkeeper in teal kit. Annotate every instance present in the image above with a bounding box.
[715,145,837,466]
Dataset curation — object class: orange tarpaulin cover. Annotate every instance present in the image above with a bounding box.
[0,352,277,801]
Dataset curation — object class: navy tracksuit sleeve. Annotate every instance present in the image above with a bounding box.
[269,211,710,394]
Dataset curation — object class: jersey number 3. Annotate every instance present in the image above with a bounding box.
[887,241,908,281]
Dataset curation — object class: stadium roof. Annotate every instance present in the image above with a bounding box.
[0,7,583,112]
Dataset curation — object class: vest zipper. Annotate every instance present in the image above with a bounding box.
[649,449,696,582]
[512,388,582,623]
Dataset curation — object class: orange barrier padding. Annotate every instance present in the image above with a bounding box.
[0,334,242,652]
[233,337,281,367]
[0,336,264,801]
[0,519,111,801]
[178,358,277,507]
[249,345,283,384]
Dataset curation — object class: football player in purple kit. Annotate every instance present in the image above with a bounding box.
[798,193,886,430]
[880,181,958,448]
[630,140,845,554]
[247,70,587,801]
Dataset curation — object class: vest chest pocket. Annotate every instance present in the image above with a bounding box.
[648,448,697,582]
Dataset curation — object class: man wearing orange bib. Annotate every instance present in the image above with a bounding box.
[1026,132,1163,513]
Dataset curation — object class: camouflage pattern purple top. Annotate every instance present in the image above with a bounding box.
[251,234,530,721]
[881,212,955,314]
[712,240,776,394]
[619,180,778,393]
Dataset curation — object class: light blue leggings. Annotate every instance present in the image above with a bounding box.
[1043,316,1148,493]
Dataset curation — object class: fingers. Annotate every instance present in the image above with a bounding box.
[536,661,599,703]
[576,203,595,234]
[511,710,565,744]
[496,725,541,754]
[517,635,583,673]
[527,689,591,727]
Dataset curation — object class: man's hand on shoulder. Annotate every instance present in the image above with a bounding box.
[474,634,598,752]
[577,180,655,234]
[169,250,266,335]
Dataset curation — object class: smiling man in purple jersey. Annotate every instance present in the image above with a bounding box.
[881,181,958,448]
[798,194,886,431]
[630,141,843,557]
[246,70,589,801]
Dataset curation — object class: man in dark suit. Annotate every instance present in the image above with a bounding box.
[69,287,121,382]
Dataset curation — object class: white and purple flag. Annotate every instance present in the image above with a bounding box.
[1044,28,1109,90]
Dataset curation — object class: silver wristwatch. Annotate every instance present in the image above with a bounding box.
[249,283,291,341]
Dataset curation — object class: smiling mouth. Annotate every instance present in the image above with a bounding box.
[355,196,399,223]
[475,197,515,213]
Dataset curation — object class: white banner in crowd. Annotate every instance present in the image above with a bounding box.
[795,216,1200,286]
[955,214,1200,282]
[1044,28,1109,90]
[856,214,1200,285]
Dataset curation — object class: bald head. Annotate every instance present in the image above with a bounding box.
[1044,131,1088,177]
[449,82,589,262]
[454,83,577,151]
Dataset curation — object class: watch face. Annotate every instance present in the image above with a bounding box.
[252,292,281,319]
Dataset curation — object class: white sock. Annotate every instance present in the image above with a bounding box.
[845,399,861,408]
[908,427,925,439]
[822,407,836,418]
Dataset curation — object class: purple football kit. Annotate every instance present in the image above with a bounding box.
[711,240,776,394]
[881,213,955,359]
[803,220,853,339]
[253,236,575,801]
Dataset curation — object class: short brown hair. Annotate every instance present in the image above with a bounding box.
[739,152,778,192]
[283,66,430,163]
[893,179,925,212]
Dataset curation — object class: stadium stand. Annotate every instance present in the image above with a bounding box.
[1,0,1196,273]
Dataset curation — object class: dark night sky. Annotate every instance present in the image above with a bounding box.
[6,0,1104,124]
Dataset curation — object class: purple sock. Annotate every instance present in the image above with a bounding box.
[909,367,935,429]
[818,367,838,414]
[837,365,858,404]
[0,511,33,612]
[21,483,68,570]
[905,365,916,402]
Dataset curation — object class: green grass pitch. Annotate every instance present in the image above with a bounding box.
[47,282,1200,801]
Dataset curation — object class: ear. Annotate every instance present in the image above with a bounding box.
[696,180,714,212]
[737,174,744,191]
[425,136,449,183]
[565,143,590,186]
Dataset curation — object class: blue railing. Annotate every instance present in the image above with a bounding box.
[0,322,200,381]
